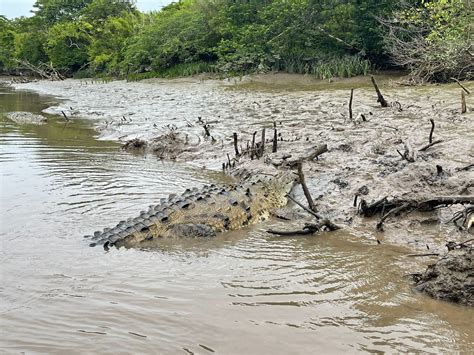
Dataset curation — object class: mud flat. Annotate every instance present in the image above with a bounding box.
[8,74,474,300]
[6,111,47,124]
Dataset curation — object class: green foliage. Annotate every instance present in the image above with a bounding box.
[0,16,17,70]
[386,0,473,81]
[45,21,90,71]
[32,0,93,25]
[123,1,220,74]
[2,0,468,81]
[14,31,48,65]
[88,12,141,75]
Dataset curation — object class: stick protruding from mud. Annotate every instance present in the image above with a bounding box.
[251,131,257,160]
[349,88,354,120]
[461,91,467,114]
[272,122,278,153]
[260,128,266,158]
[233,132,240,156]
[429,119,435,144]
[370,75,388,107]
[203,124,211,137]
[297,161,316,212]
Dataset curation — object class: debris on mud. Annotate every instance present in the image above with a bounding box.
[6,111,47,125]
[122,131,196,160]
[414,246,473,306]
[7,74,474,306]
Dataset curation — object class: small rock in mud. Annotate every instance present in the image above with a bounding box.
[6,111,47,125]
[357,185,369,195]
[415,247,473,306]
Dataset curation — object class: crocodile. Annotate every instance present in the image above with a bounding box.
[85,168,296,249]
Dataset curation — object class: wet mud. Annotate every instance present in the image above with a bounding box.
[415,247,473,306]
[6,111,47,124]
[10,74,473,244]
[2,77,474,352]
[7,74,474,305]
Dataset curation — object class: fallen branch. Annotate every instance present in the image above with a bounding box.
[418,139,443,152]
[376,202,411,230]
[306,144,328,161]
[451,77,470,94]
[359,196,474,218]
[286,194,321,220]
[456,163,473,171]
[267,220,340,236]
[406,253,440,257]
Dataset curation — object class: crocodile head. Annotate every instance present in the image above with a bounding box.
[249,169,297,208]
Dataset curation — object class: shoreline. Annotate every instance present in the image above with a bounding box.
[4,74,473,256]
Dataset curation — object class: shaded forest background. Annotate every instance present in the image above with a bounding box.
[0,0,472,82]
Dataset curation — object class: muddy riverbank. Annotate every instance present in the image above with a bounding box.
[1,76,474,352]
[7,74,473,254]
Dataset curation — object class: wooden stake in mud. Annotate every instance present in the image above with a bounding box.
[370,75,388,107]
[349,88,354,120]
[203,124,211,137]
[429,119,435,144]
[272,122,278,153]
[61,111,69,121]
[260,128,266,158]
[227,153,231,167]
[461,91,467,114]
[251,131,257,160]
[297,161,316,212]
[233,132,240,156]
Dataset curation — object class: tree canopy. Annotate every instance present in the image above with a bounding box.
[1,0,471,82]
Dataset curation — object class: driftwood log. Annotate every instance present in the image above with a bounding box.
[359,196,474,218]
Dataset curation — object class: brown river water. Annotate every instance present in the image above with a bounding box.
[1,82,473,353]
